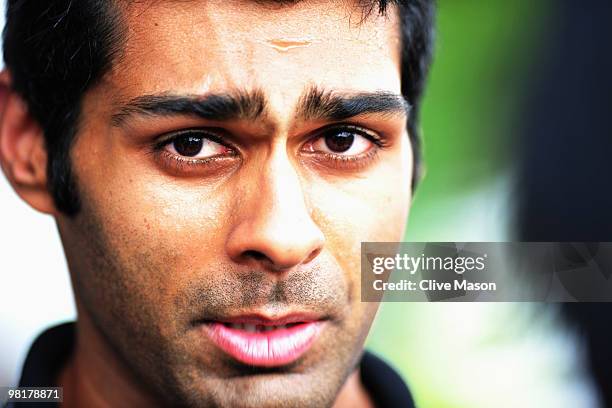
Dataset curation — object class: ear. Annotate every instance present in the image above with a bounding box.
[0,70,57,215]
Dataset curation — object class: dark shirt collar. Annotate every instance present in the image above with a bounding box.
[11,323,415,408]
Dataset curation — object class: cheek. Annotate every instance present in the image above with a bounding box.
[304,141,412,302]
[93,183,228,271]
[77,128,227,252]
[73,139,234,306]
[307,143,413,258]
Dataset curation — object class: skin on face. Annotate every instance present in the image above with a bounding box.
[50,0,413,407]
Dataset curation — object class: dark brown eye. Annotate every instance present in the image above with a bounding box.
[309,128,374,156]
[163,131,230,159]
[172,135,204,157]
[324,130,355,153]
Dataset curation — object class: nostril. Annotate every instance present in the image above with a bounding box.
[303,247,322,265]
[243,250,268,262]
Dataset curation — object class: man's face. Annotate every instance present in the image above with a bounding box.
[58,1,411,406]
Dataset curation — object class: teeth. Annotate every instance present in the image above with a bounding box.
[225,323,292,331]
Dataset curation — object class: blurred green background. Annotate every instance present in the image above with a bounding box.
[366,1,599,407]
[407,0,548,243]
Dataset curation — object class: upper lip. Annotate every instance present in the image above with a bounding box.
[201,312,325,326]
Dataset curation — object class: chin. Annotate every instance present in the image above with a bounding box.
[172,369,341,408]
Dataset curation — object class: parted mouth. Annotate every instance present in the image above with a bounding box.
[206,312,324,326]
[197,313,327,367]
[218,321,306,332]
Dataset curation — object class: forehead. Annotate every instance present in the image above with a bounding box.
[106,0,401,117]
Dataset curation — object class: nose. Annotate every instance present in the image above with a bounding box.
[226,150,325,272]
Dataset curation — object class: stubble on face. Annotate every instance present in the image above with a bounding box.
[60,196,377,407]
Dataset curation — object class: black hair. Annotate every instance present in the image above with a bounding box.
[3,0,435,215]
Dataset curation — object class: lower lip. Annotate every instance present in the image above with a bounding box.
[202,321,323,367]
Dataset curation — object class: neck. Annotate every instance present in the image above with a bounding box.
[333,369,376,408]
[58,308,158,408]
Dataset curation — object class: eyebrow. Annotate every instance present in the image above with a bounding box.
[111,86,410,127]
[297,86,411,122]
[111,89,267,127]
